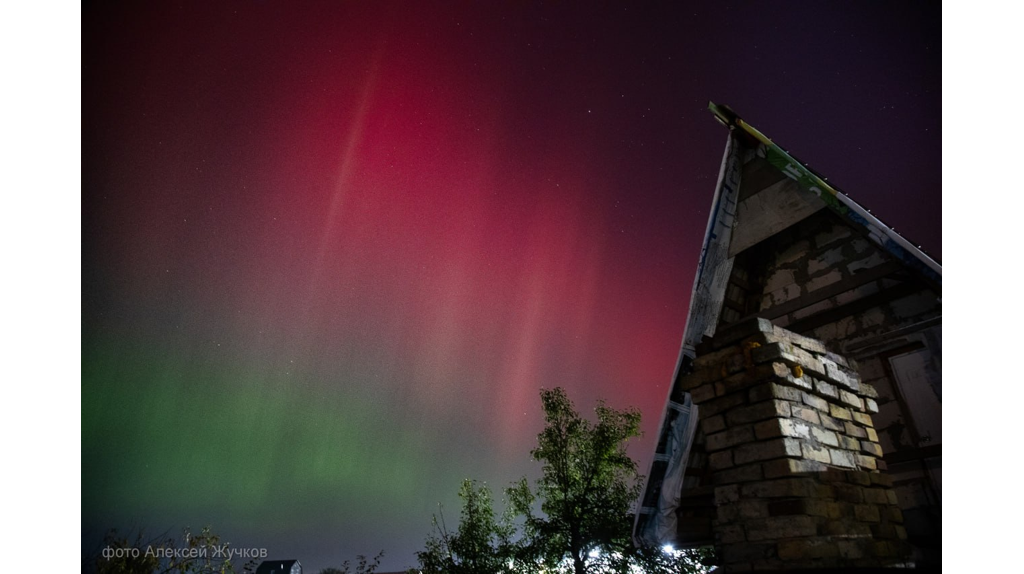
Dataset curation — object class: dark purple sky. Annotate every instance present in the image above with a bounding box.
[82,2,940,571]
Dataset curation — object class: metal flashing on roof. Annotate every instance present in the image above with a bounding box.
[708,101,941,285]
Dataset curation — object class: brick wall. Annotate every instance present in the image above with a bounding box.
[736,211,941,567]
[679,318,911,571]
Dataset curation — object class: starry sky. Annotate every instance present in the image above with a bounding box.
[82,2,940,571]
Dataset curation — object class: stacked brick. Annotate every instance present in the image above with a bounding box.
[680,318,910,571]
[755,216,939,345]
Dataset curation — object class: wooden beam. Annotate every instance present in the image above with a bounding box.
[845,316,943,356]
[786,281,921,334]
[884,444,941,465]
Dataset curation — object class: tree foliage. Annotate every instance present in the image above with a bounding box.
[507,387,643,574]
[317,550,383,574]
[417,479,514,574]
[417,387,714,574]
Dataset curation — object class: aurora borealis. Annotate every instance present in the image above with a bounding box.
[83,2,941,571]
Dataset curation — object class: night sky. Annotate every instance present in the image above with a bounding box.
[82,2,940,571]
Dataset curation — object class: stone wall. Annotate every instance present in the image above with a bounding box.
[679,318,910,571]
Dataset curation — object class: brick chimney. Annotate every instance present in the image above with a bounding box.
[679,318,911,571]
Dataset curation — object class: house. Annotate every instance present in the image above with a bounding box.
[633,103,940,571]
[255,559,302,574]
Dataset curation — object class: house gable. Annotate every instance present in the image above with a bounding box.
[634,104,941,569]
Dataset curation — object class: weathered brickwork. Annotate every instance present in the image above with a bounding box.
[752,214,940,346]
[738,213,941,568]
[682,318,910,571]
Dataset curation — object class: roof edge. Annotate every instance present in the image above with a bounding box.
[708,101,941,284]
